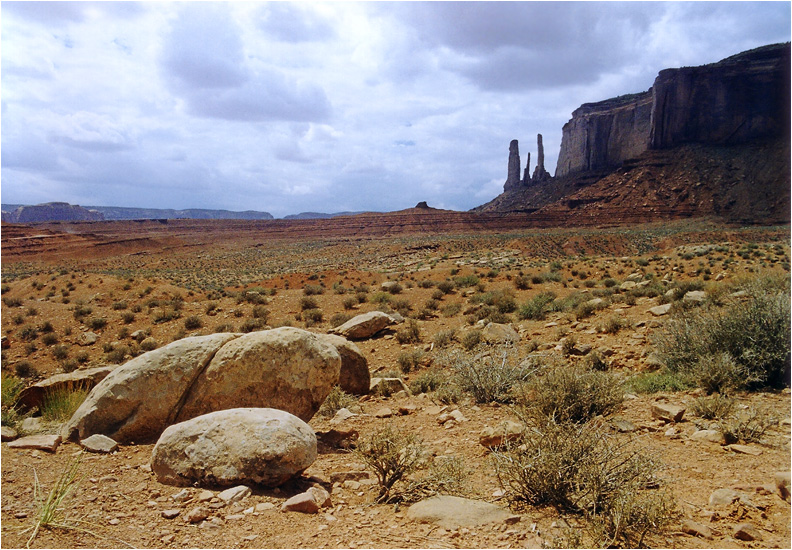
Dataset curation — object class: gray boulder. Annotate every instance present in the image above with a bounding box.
[317,334,370,395]
[406,495,512,529]
[63,333,239,444]
[329,311,395,339]
[176,328,340,423]
[151,408,316,488]
[481,322,520,345]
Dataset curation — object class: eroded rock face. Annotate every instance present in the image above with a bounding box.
[63,333,240,444]
[504,139,522,192]
[176,328,340,423]
[151,408,317,488]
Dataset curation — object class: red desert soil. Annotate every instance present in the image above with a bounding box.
[1,216,790,548]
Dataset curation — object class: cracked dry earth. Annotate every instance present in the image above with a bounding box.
[1,222,790,548]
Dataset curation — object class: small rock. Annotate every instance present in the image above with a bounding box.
[316,428,358,449]
[78,331,98,346]
[683,290,707,304]
[726,444,762,456]
[281,487,331,514]
[648,304,672,317]
[255,502,276,512]
[398,404,418,415]
[162,509,181,519]
[329,471,370,484]
[709,488,741,507]
[651,402,685,423]
[7,434,61,453]
[80,434,119,453]
[19,417,43,433]
[690,429,724,444]
[329,408,356,425]
[479,421,525,449]
[680,519,712,539]
[161,534,175,544]
[611,419,637,433]
[374,407,393,418]
[369,377,410,397]
[733,522,762,541]
[1,426,19,441]
[186,507,210,524]
[196,490,214,502]
[171,489,192,502]
[218,485,251,503]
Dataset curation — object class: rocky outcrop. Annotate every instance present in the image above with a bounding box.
[151,408,316,488]
[555,92,653,178]
[531,134,552,183]
[1,202,104,223]
[503,140,522,192]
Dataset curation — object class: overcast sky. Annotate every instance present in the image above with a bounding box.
[2,1,789,217]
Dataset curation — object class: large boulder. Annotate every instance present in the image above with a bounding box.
[176,328,340,423]
[317,334,370,395]
[151,408,316,488]
[63,333,239,444]
[329,311,395,339]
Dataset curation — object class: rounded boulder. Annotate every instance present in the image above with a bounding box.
[151,408,317,488]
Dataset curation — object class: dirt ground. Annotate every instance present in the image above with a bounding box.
[1,218,790,548]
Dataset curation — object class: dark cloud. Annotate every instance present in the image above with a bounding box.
[256,3,335,42]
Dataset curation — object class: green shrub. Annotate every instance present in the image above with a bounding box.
[653,279,790,389]
[330,312,352,328]
[391,298,412,317]
[40,384,90,423]
[408,369,447,394]
[299,296,318,311]
[441,302,462,317]
[459,329,482,350]
[303,284,324,296]
[370,291,391,304]
[470,289,517,313]
[14,361,37,378]
[183,316,202,330]
[342,296,358,310]
[302,308,323,327]
[597,315,629,334]
[395,319,421,344]
[397,349,424,374]
[518,292,556,321]
[453,275,480,288]
[51,344,70,361]
[717,406,777,444]
[626,370,694,394]
[691,394,736,420]
[432,329,456,348]
[436,280,456,294]
[318,386,359,418]
[240,318,265,333]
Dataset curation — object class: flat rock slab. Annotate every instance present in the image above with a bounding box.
[407,495,512,529]
[648,303,672,316]
[8,434,62,453]
[726,444,762,456]
[329,311,395,340]
[1,426,19,441]
[80,434,119,453]
[680,519,712,539]
[651,402,685,422]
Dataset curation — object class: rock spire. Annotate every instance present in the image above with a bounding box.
[531,134,551,183]
[504,139,522,191]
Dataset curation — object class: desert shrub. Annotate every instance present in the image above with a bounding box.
[397,349,424,374]
[453,275,480,288]
[423,298,439,311]
[384,282,403,294]
[395,319,421,344]
[436,280,456,294]
[111,301,128,310]
[332,282,347,295]
[492,419,675,547]
[302,308,323,327]
[575,300,606,320]
[408,369,446,394]
[441,345,531,404]
[471,289,517,313]
[38,321,54,333]
[183,316,202,330]
[717,405,778,444]
[2,296,22,307]
[370,291,391,305]
[435,383,462,404]
[513,274,532,290]
[691,394,736,420]
[318,386,359,418]
[653,278,790,389]
[72,304,92,319]
[597,315,629,334]
[19,326,39,341]
[251,305,270,321]
[689,352,758,395]
[520,361,623,424]
[299,296,318,310]
[354,425,426,503]
[153,308,180,324]
[441,302,462,317]
[518,292,556,321]
[14,361,37,379]
[303,284,324,296]
[41,333,59,346]
[342,296,358,310]
[75,351,89,364]
[40,383,90,423]
[213,323,235,333]
[560,334,577,357]
[459,329,482,350]
[430,289,444,301]
[601,278,618,288]
[391,298,412,317]
[240,318,265,333]
[397,456,468,504]
[1,372,25,426]
[51,344,70,361]
[418,280,435,289]
[432,329,456,348]
[105,346,129,364]
[329,312,352,328]
[12,314,24,325]
[581,350,609,371]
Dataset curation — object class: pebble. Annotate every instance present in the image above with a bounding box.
[186,507,210,524]
[218,485,251,503]
[162,509,181,519]
[733,522,762,541]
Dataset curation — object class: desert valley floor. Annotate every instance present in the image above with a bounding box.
[1,216,790,549]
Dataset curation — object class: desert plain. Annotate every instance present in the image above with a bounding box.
[1,214,790,549]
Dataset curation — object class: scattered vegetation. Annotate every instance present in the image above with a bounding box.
[354,425,426,503]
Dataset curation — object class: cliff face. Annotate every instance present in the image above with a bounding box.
[477,43,790,226]
[554,43,790,178]
[650,43,791,148]
[555,91,653,178]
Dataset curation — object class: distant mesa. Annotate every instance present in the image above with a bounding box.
[1,203,274,223]
[415,201,430,209]
[283,211,366,220]
[1,202,104,224]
